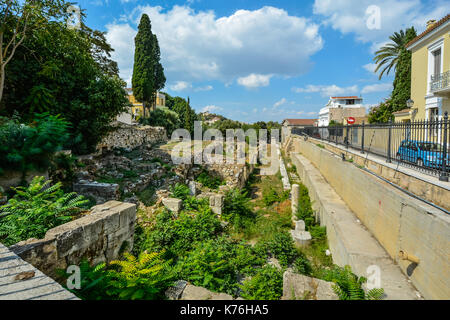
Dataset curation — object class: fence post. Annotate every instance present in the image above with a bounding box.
[335,127,338,145]
[346,124,349,149]
[387,119,392,163]
[361,121,365,154]
[440,112,449,182]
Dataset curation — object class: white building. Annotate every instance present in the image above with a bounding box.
[318,96,366,127]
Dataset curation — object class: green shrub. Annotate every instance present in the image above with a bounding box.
[293,253,313,276]
[309,225,327,241]
[262,188,279,206]
[170,183,190,200]
[176,237,265,295]
[182,196,209,211]
[319,265,384,300]
[137,186,156,206]
[240,265,283,300]
[146,208,222,256]
[295,183,315,228]
[257,231,297,267]
[195,170,224,190]
[0,113,70,178]
[49,152,78,190]
[0,176,88,246]
[223,188,256,231]
[64,251,175,300]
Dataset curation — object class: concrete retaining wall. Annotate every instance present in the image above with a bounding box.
[290,137,450,300]
[297,136,450,211]
[10,201,136,279]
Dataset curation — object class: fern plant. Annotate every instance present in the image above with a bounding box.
[107,251,174,300]
[322,265,384,300]
[0,176,88,246]
[239,265,283,300]
[170,183,190,200]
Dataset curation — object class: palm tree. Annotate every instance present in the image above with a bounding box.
[373,27,417,80]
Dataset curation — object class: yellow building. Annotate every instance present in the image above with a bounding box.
[399,15,450,123]
[124,88,166,119]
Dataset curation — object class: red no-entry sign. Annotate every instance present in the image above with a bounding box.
[347,117,356,124]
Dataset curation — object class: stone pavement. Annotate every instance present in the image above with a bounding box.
[0,243,78,300]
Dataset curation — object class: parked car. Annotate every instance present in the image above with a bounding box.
[396,140,450,169]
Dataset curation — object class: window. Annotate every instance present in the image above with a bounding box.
[429,107,439,137]
[433,48,441,78]
[346,99,355,105]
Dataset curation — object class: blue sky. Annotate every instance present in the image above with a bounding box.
[77,0,449,123]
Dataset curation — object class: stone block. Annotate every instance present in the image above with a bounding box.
[73,181,120,204]
[282,269,338,300]
[291,184,300,214]
[188,180,197,196]
[180,284,233,300]
[162,197,183,213]
[290,230,312,247]
[165,280,188,300]
[295,220,305,232]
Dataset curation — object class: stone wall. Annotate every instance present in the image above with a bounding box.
[289,137,450,300]
[204,163,255,189]
[0,169,49,191]
[73,181,120,204]
[10,201,136,279]
[97,122,167,152]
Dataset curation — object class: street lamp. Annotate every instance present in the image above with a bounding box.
[406,99,414,108]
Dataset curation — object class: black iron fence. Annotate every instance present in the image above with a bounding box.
[292,112,450,181]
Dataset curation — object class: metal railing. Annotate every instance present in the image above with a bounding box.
[292,112,450,181]
[431,71,450,92]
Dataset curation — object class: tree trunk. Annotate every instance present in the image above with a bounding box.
[0,65,5,105]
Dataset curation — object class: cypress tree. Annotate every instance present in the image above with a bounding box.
[184,97,192,133]
[132,14,166,117]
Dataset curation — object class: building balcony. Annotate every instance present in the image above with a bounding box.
[430,70,450,96]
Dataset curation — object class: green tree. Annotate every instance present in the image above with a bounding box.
[0,0,69,104]
[373,28,416,80]
[1,15,129,154]
[390,28,417,112]
[184,97,193,133]
[0,113,70,178]
[132,14,166,117]
[370,27,417,123]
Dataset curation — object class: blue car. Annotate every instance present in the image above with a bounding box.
[396,140,450,169]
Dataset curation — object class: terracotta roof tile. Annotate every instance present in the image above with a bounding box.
[406,14,450,48]
[283,119,317,126]
[331,96,360,99]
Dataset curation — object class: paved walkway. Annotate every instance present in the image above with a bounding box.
[0,244,78,300]
[291,153,421,300]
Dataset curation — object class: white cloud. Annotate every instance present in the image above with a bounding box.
[194,85,213,92]
[169,81,192,91]
[106,5,323,86]
[202,105,223,113]
[361,83,392,94]
[293,84,359,97]
[313,0,450,49]
[273,98,287,108]
[237,73,273,89]
[363,63,377,73]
